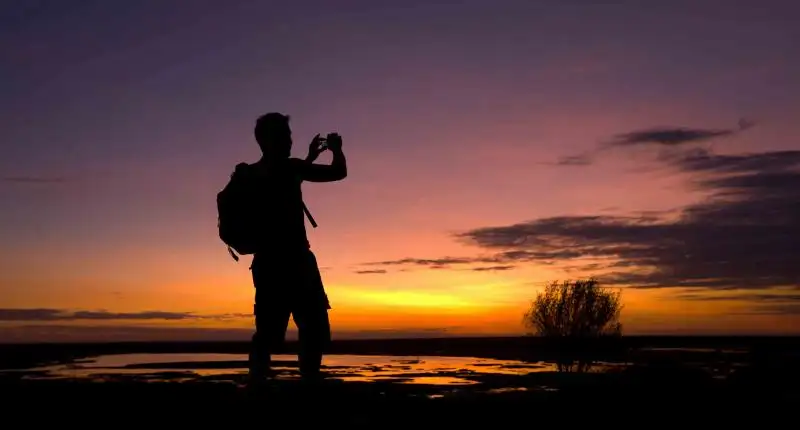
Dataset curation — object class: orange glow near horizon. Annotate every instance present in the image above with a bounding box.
[4,254,798,341]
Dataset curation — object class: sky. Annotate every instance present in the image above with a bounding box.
[1,0,799,342]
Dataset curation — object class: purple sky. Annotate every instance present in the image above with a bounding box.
[1,0,799,341]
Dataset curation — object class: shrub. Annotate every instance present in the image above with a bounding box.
[523,278,623,372]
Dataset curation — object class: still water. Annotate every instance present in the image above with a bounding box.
[26,353,557,386]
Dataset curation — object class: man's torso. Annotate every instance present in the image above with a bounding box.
[246,158,310,254]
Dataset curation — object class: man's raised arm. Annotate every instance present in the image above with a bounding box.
[300,133,347,182]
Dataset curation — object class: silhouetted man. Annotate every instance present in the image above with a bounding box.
[242,112,347,384]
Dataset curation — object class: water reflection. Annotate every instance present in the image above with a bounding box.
[25,353,556,386]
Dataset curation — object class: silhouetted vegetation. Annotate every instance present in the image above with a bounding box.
[523,278,623,372]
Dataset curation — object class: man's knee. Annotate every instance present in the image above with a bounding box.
[251,331,269,352]
[253,323,287,350]
[298,310,331,349]
[307,328,331,350]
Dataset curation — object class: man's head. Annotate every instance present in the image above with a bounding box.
[254,112,292,158]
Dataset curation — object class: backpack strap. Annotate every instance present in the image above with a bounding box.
[227,246,240,262]
[303,202,318,228]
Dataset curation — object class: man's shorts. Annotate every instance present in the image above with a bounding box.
[251,249,331,349]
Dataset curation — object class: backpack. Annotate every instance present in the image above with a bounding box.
[217,162,317,262]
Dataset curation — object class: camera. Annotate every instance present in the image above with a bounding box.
[318,133,339,150]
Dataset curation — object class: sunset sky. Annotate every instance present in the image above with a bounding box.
[1,0,798,342]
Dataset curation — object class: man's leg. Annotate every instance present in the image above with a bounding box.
[250,264,292,383]
[293,305,331,379]
[293,250,332,380]
[250,297,291,381]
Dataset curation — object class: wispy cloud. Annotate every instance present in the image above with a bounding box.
[607,119,754,147]
[675,292,800,303]
[354,269,388,275]
[674,291,800,315]
[555,153,594,166]
[554,119,755,166]
[0,308,250,322]
[470,265,516,272]
[363,257,481,267]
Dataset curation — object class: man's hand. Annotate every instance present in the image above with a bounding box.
[306,134,326,162]
[326,133,343,152]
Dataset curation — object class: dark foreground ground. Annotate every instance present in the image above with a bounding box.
[1,336,798,426]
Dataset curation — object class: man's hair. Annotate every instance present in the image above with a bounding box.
[254,112,290,147]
